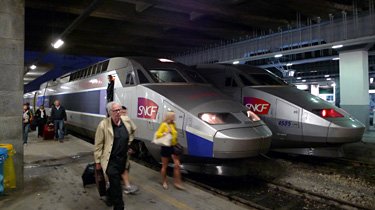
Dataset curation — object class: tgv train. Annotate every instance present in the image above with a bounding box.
[24,57,272,175]
[194,64,365,157]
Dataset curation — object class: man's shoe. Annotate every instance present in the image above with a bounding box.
[123,185,139,194]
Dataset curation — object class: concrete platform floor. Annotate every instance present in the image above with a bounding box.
[0,131,249,210]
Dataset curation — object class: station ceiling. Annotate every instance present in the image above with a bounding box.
[25,0,371,58]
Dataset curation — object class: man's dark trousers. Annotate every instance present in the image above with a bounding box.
[106,157,126,210]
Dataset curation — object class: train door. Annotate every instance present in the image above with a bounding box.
[163,101,186,145]
[275,99,302,141]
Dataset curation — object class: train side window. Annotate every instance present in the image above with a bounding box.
[225,77,238,87]
[125,72,135,85]
[102,61,109,72]
[137,70,149,84]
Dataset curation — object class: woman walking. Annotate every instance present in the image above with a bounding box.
[155,111,184,190]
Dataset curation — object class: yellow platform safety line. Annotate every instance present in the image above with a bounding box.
[141,184,195,210]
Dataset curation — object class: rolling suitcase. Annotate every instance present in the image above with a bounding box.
[43,123,55,140]
[82,163,96,187]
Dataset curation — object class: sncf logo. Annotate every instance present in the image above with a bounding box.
[243,97,271,115]
[137,98,158,119]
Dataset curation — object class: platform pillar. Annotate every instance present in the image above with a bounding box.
[339,50,369,129]
[0,0,24,189]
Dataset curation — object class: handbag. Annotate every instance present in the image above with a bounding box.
[173,143,184,155]
[152,132,172,146]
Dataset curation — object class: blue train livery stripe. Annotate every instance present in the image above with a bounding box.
[186,131,213,157]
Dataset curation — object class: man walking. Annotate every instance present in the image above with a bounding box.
[50,100,67,142]
[94,102,136,210]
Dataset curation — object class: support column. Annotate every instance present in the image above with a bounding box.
[339,50,369,128]
[0,0,24,189]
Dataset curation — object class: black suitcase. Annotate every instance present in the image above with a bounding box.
[82,163,96,187]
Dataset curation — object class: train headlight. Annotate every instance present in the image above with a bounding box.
[245,110,261,122]
[198,113,239,125]
[313,109,344,118]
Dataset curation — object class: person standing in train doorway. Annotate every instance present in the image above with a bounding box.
[94,102,136,210]
[107,75,115,103]
[50,100,67,143]
[120,106,139,194]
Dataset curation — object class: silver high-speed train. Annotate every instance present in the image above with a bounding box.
[194,64,365,157]
[24,57,272,175]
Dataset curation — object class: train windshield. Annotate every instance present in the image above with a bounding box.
[149,69,187,83]
[240,73,288,86]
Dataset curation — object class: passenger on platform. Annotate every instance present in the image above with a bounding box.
[22,104,32,145]
[50,100,67,143]
[94,102,136,210]
[107,75,115,102]
[120,106,139,194]
[155,111,185,190]
[35,105,47,138]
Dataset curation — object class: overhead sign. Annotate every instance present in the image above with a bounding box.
[137,97,158,119]
[243,97,271,115]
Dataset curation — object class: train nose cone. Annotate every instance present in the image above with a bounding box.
[327,118,365,143]
[213,125,272,158]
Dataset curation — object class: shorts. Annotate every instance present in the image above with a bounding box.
[160,146,174,157]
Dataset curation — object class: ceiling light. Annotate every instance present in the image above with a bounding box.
[158,58,174,62]
[288,70,295,77]
[324,75,330,78]
[370,78,374,84]
[302,79,306,82]
[332,44,343,49]
[332,57,340,61]
[296,85,308,90]
[286,63,293,66]
[326,78,332,81]
[274,54,283,58]
[331,83,336,87]
[296,77,302,79]
[52,39,64,49]
[232,61,240,64]
[30,64,37,70]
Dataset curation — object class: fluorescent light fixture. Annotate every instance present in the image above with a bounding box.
[296,85,308,90]
[274,54,283,58]
[288,70,295,77]
[310,70,317,73]
[324,75,330,78]
[370,78,374,83]
[332,44,343,49]
[296,77,302,80]
[52,39,64,49]
[30,64,37,70]
[232,61,240,64]
[158,58,174,62]
[332,57,340,61]
[286,63,293,66]
[302,79,306,82]
[326,78,332,81]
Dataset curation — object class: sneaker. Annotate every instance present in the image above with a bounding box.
[123,185,139,194]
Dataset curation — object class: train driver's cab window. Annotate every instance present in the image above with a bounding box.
[185,70,206,83]
[137,69,150,84]
[125,72,135,85]
[149,69,186,83]
[224,69,238,87]
[240,73,287,86]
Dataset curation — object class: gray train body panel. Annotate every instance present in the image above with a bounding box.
[194,64,365,157]
[24,57,272,175]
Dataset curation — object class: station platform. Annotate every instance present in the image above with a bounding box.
[0,132,248,210]
[343,130,375,163]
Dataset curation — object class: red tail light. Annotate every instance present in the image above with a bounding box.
[316,109,344,118]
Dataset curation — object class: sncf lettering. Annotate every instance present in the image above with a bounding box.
[138,106,158,118]
[137,97,159,119]
[246,103,269,113]
[243,97,271,115]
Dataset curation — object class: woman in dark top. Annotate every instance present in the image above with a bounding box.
[35,105,47,138]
